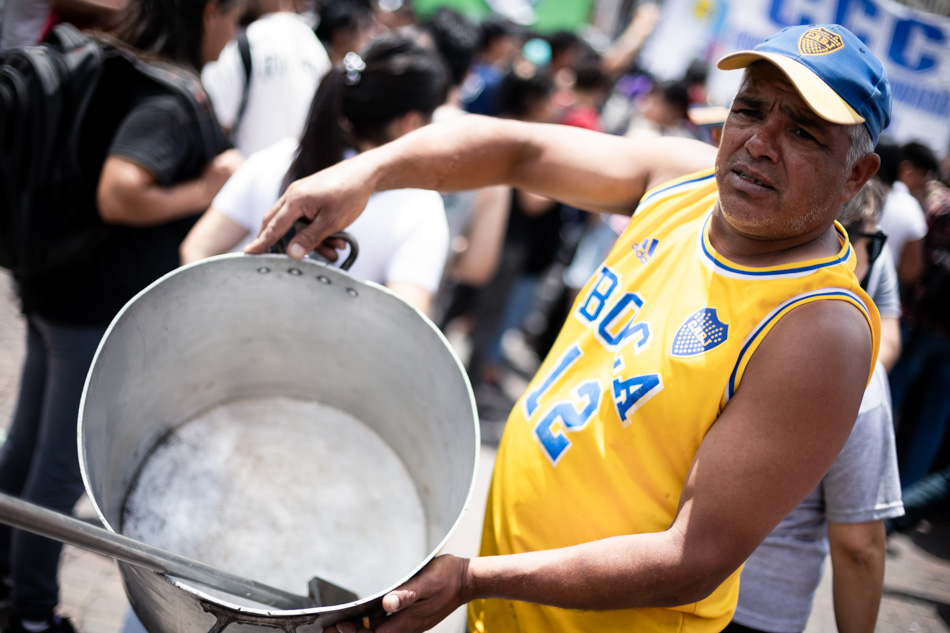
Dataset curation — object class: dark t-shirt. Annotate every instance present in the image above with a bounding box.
[17,85,228,325]
[506,189,563,276]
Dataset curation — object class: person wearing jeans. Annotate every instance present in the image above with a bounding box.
[0,318,106,625]
[889,325,950,489]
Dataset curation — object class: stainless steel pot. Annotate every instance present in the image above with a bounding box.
[78,253,479,633]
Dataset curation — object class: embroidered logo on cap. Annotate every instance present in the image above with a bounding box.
[798,27,844,56]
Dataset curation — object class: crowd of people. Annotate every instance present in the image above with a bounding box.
[0,2,949,633]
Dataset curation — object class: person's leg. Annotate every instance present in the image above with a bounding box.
[888,325,928,429]
[895,333,950,488]
[9,318,104,623]
[0,320,49,580]
[482,274,539,374]
[466,246,526,385]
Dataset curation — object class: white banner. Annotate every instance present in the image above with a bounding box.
[645,0,950,154]
[638,0,728,82]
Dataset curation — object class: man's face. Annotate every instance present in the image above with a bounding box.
[714,63,857,242]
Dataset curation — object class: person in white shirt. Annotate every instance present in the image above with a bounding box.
[876,139,928,286]
[201,0,331,155]
[181,35,450,315]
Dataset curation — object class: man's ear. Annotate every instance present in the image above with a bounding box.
[841,152,881,203]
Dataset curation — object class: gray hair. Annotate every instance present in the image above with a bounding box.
[845,123,874,169]
[838,177,887,232]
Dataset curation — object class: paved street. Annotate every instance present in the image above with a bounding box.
[0,270,947,632]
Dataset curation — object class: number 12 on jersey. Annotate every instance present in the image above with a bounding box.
[521,264,665,466]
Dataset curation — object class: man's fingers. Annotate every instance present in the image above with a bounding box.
[287,214,334,259]
[315,243,341,262]
[382,588,418,614]
[245,192,310,254]
[245,205,298,254]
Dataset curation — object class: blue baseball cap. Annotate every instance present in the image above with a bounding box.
[717,24,891,145]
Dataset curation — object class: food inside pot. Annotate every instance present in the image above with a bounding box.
[121,395,427,608]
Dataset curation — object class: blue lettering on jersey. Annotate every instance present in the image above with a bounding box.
[612,373,663,427]
[578,266,653,353]
[632,237,659,263]
[534,379,603,466]
[671,308,728,357]
[523,344,583,419]
[595,292,651,352]
[522,264,666,465]
[578,266,620,323]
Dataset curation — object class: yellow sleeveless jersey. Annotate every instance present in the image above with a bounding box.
[467,169,880,633]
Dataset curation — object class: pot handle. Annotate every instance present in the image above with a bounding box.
[270,228,359,271]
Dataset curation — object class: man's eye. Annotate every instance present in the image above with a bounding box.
[793,128,816,141]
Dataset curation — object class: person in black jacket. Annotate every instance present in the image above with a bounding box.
[0,1,243,631]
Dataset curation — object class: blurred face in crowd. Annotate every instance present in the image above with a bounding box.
[640,91,680,128]
[714,62,873,244]
[202,0,244,66]
[486,34,520,66]
[898,160,935,199]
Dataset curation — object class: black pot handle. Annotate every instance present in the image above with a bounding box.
[270,228,359,272]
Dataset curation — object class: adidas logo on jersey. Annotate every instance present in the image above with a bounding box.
[632,238,659,263]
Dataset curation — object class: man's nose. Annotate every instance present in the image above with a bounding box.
[745,120,781,163]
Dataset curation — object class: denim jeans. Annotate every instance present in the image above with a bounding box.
[888,465,950,533]
[888,325,950,489]
[0,315,106,619]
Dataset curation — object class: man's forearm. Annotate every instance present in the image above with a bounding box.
[463,531,725,611]
[365,115,667,215]
[369,116,530,195]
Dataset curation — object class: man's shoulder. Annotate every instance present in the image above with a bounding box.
[634,164,718,217]
[636,137,718,197]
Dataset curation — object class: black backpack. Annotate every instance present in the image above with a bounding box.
[0,23,221,278]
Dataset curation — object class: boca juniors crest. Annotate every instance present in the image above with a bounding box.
[672,308,728,357]
[798,27,844,56]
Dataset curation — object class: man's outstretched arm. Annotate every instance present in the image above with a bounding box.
[245,115,715,259]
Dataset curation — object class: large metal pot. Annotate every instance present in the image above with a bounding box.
[78,253,479,633]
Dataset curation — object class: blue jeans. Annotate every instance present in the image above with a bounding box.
[888,465,950,533]
[888,325,950,489]
[0,316,106,620]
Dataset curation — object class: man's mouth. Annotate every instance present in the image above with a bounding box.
[733,167,774,190]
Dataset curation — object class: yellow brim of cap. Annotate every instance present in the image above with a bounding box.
[717,51,864,125]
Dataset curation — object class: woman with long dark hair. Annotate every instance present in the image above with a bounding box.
[181,34,451,314]
[0,2,241,631]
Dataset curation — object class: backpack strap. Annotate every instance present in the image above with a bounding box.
[233,29,252,135]
[132,58,223,162]
[48,22,88,50]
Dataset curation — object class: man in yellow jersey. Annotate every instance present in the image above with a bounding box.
[248,23,889,633]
